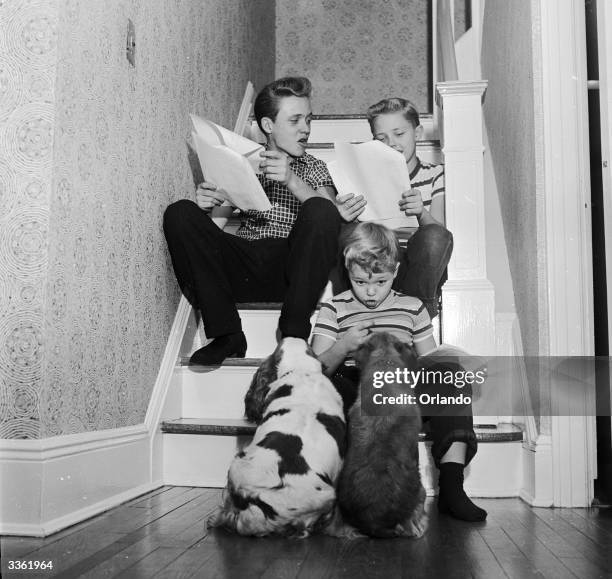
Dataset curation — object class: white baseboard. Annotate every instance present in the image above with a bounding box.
[0,427,153,536]
[519,436,554,507]
[0,297,193,537]
[0,480,163,537]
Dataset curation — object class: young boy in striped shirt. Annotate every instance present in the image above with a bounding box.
[312,222,487,522]
[336,98,453,319]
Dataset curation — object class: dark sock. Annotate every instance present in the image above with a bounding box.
[438,462,487,522]
[189,331,247,366]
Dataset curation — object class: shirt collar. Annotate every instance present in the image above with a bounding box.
[409,157,422,181]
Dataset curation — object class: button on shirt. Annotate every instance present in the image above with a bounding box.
[235,152,334,241]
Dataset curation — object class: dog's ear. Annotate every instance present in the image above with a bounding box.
[395,340,418,367]
[244,363,271,423]
[353,334,375,367]
[244,346,282,423]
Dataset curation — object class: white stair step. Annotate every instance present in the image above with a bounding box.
[306,140,442,166]
[249,114,437,144]
[161,419,523,495]
[177,360,256,419]
[193,301,441,360]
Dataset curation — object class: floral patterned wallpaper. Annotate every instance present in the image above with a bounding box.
[275,0,432,115]
[1,0,275,439]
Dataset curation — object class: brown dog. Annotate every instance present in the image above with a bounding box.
[333,331,428,538]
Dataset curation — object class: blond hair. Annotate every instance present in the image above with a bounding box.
[342,222,400,275]
[366,97,420,132]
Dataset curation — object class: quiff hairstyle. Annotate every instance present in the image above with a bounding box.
[254,77,312,133]
[342,222,400,276]
[366,97,420,132]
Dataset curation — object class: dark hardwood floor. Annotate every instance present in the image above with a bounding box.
[2,487,612,578]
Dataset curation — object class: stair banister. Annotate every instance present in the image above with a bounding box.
[435,82,495,359]
[436,0,459,82]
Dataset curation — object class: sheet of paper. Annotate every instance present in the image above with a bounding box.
[192,132,271,212]
[329,140,418,228]
[190,114,264,174]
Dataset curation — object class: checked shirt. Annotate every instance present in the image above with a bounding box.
[235,152,334,240]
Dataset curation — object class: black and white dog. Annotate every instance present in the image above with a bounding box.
[208,338,346,538]
[332,332,428,538]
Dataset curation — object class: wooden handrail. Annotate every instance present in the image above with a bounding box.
[437,0,458,82]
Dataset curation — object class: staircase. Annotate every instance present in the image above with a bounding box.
[159,303,522,497]
[156,115,524,499]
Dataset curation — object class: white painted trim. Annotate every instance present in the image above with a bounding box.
[0,424,147,460]
[0,481,162,538]
[145,296,192,434]
[538,0,596,507]
[0,295,193,536]
[597,0,612,370]
[0,433,155,536]
[520,434,554,507]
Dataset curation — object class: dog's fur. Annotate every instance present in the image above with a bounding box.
[208,337,346,538]
[333,332,428,538]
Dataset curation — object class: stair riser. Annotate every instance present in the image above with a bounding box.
[200,307,330,359]
[162,433,522,497]
[308,142,442,166]
[302,117,437,143]
[200,307,440,359]
[181,366,252,419]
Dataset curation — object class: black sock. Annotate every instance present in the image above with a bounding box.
[438,462,487,522]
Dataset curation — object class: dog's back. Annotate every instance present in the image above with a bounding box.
[337,332,427,538]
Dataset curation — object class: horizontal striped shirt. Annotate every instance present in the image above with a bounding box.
[236,152,334,240]
[395,157,445,245]
[312,289,433,346]
[410,157,445,207]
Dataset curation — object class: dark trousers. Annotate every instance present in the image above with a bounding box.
[331,223,453,318]
[332,360,477,468]
[163,198,341,340]
[394,224,453,318]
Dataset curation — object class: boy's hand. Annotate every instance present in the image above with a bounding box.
[339,321,374,354]
[398,188,424,218]
[335,192,367,222]
[259,150,293,185]
[196,181,227,213]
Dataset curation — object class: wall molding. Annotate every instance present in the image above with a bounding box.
[520,434,554,507]
[538,0,596,506]
[0,296,192,536]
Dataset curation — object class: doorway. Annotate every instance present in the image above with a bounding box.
[586,0,612,505]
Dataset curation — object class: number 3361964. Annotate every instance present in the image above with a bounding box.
[7,560,54,570]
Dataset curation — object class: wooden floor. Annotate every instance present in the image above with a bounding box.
[2,487,612,579]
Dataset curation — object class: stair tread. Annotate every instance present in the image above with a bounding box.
[180,356,263,368]
[307,113,434,120]
[306,140,440,149]
[180,355,358,368]
[161,418,523,442]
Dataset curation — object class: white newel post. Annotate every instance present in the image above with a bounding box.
[435,81,496,357]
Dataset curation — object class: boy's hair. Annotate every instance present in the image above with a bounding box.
[254,77,312,132]
[342,222,400,275]
[366,97,420,132]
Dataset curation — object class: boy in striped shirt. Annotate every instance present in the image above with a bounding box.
[312,222,487,522]
[336,98,453,319]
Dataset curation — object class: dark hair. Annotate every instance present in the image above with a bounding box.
[366,97,420,132]
[342,222,400,275]
[254,77,312,132]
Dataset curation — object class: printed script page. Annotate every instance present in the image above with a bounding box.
[191,131,271,212]
[328,140,418,229]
